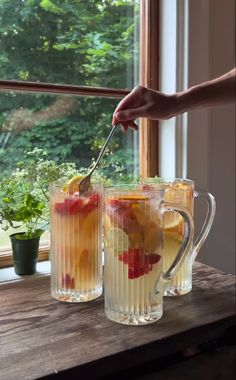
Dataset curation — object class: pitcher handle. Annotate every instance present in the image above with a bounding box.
[155,202,194,295]
[191,191,216,263]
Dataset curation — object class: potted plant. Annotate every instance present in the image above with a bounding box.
[0,148,77,275]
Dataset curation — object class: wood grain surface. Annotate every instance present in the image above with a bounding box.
[0,262,235,380]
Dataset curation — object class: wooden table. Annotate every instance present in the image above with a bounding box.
[0,262,235,380]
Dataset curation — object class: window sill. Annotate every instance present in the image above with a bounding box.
[0,260,50,283]
[0,245,49,269]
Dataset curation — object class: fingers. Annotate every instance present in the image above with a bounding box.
[112,113,120,126]
[115,104,148,122]
[114,86,141,114]
[114,103,149,131]
[112,86,143,123]
[129,121,138,130]
[118,120,138,133]
[112,85,146,132]
[112,112,138,132]
[122,124,129,132]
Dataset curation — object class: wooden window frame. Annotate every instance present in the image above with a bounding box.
[0,0,159,268]
[140,0,160,178]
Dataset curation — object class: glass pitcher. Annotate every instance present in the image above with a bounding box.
[50,182,103,302]
[160,178,216,296]
[103,183,194,325]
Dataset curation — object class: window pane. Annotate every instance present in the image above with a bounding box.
[0,0,140,89]
[0,91,139,177]
[0,91,139,250]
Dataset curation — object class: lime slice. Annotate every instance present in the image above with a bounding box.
[106,228,130,256]
[63,175,84,193]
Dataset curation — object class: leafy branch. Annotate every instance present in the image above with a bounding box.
[0,148,77,238]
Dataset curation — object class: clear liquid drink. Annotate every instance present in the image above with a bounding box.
[50,183,103,302]
[103,184,194,325]
[161,179,216,296]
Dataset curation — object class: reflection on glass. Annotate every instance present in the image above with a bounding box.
[0,92,139,178]
[0,0,140,88]
[0,91,139,249]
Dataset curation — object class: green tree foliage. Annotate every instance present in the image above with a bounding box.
[0,0,139,180]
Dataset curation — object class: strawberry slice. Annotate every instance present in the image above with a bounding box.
[62,274,75,289]
[142,184,154,191]
[119,248,161,279]
[55,202,66,214]
[55,198,84,215]
[55,192,100,216]
[89,193,101,206]
[82,192,100,215]
[108,199,125,208]
[128,266,144,279]
[64,198,84,214]
[106,199,141,233]
[148,253,161,265]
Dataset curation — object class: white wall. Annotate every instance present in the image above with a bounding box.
[159,0,177,178]
[187,0,235,273]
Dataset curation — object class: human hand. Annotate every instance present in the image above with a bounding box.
[112,85,177,131]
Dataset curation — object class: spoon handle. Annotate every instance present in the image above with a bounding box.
[78,124,118,193]
[88,124,118,177]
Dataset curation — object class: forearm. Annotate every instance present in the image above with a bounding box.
[174,68,236,115]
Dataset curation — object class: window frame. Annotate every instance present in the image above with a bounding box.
[0,0,159,268]
[139,0,159,178]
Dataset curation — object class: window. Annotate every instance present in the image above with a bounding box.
[0,0,159,268]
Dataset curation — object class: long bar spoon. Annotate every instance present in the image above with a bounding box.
[78,124,118,193]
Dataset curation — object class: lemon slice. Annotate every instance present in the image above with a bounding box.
[63,175,84,193]
[105,228,130,256]
[164,211,183,231]
[164,185,191,230]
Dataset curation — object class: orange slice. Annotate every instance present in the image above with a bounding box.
[63,175,84,193]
